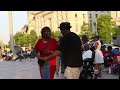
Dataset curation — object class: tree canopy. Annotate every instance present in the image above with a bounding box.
[97,14,115,43]
[51,30,62,41]
[29,30,38,47]
[80,22,95,39]
[13,30,38,48]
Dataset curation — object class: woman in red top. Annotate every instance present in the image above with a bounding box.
[34,27,58,79]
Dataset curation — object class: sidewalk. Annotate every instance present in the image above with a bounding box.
[0,60,41,79]
[0,60,119,79]
[54,66,119,79]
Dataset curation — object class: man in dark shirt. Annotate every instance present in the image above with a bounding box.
[42,22,83,79]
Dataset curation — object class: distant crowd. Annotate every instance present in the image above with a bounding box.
[0,47,36,61]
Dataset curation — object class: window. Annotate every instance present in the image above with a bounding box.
[89,14,92,18]
[75,14,77,18]
[90,20,92,25]
[96,14,98,18]
[83,14,85,18]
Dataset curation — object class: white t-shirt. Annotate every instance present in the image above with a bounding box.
[82,50,92,60]
[7,53,13,57]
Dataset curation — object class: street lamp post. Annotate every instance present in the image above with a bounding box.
[95,20,98,36]
[8,11,14,53]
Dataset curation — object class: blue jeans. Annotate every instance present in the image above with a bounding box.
[41,62,50,79]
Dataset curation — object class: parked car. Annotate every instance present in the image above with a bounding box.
[102,44,120,51]
[112,46,120,50]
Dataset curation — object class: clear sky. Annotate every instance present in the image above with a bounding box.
[0,11,27,44]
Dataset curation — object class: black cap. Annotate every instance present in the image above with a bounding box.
[58,22,72,30]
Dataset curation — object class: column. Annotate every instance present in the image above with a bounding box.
[53,11,58,32]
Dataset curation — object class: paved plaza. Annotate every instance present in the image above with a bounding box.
[54,69,119,79]
[0,59,119,79]
[0,60,41,79]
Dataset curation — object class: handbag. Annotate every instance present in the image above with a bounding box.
[37,58,45,66]
[37,40,50,66]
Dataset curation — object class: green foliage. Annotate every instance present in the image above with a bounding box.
[51,31,55,37]
[20,34,30,47]
[97,14,115,43]
[81,22,89,35]
[113,26,120,39]
[78,34,82,39]
[14,30,38,47]
[7,41,10,48]
[14,32,23,46]
[29,30,38,47]
[51,31,62,40]
[80,23,95,39]
[14,32,29,47]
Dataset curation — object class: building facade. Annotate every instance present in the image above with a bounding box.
[27,11,120,36]
[27,11,89,36]
[27,11,36,34]
[89,11,120,33]
[110,11,120,26]
[88,11,110,34]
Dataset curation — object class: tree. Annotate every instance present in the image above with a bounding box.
[97,14,115,43]
[21,34,30,47]
[8,41,10,48]
[14,30,39,47]
[14,32,29,47]
[81,22,89,35]
[80,22,95,39]
[114,26,120,36]
[51,31,55,37]
[29,30,38,47]
[14,32,23,46]
[51,31,62,41]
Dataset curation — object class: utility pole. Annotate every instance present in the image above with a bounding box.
[8,11,14,53]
